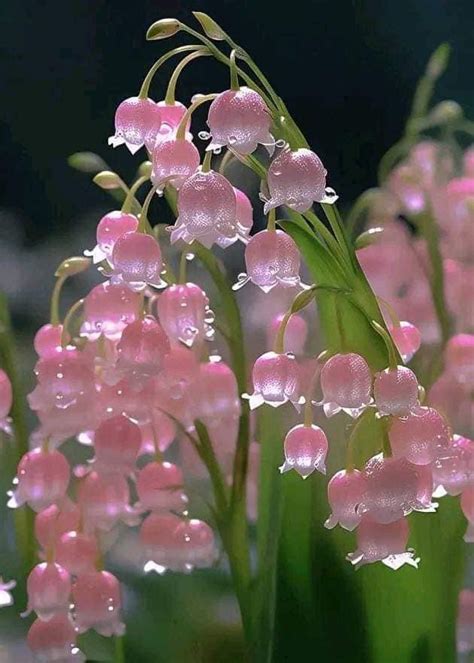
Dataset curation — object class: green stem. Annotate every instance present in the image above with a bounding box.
[50,275,67,325]
[121,176,148,213]
[164,49,210,105]
[138,45,204,99]
[229,50,240,91]
[114,636,126,663]
[415,210,452,346]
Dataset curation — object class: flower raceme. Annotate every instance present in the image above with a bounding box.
[3,15,471,660]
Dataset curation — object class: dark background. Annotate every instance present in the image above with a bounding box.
[1,0,473,247]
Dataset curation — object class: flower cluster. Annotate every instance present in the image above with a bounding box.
[1,14,472,660]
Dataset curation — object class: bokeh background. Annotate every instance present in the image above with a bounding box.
[0,1,473,661]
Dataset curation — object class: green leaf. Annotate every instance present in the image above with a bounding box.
[192,12,227,41]
[146,18,181,40]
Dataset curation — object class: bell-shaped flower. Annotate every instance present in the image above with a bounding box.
[445,334,474,388]
[34,324,65,358]
[91,415,141,477]
[373,365,419,417]
[388,321,421,363]
[247,351,301,410]
[85,210,138,264]
[108,96,162,154]
[192,360,241,425]
[357,454,436,524]
[26,562,71,621]
[27,614,84,662]
[389,406,451,465]
[140,513,216,574]
[136,461,188,513]
[155,100,190,144]
[347,516,419,570]
[72,571,125,637]
[170,170,242,248]
[110,231,166,290]
[320,352,372,418]
[81,282,140,341]
[9,448,70,512]
[461,486,474,543]
[115,316,170,388]
[235,229,303,292]
[35,501,81,551]
[78,471,138,531]
[279,423,328,478]
[207,86,273,155]
[0,369,12,433]
[325,469,368,531]
[264,147,336,214]
[56,531,99,576]
[433,435,474,497]
[157,282,213,348]
[267,312,308,355]
[151,137,200,191]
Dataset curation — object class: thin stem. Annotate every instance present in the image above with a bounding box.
[178,251,188,284]
[50,275,67,325]
[416,210,452,346]
[164,49,210,105]
[114,636,126,663]
[61,298,84,346]
[121,176,148,213]
[176,93,217,141]
[138,45,204,99]
[266,208,276,232]
[274,310,292,354]
[201,149,212,173]
[229,50,240,91]
[138,185,159,232]
[218,149,234,175]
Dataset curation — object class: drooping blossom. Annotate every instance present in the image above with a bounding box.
[433,435,474,497]
[92,415,141,476]
[157,282,212,347]
[248,351,301,410]
[9,448,70,512]
[115,316,170,387]
[110,231,166,290]
[141,513,216,574]
[445,334,474,388]
[236,229,303,292]
[347,516,419,570]
[33,324,65,358]
[27,614,84,662]
[389,406,451,465]
[151,137,200,191]
[373,365,419,417]
[72,570,125,636]
[192,360,241,425]
[320,352,372,418]
[80,282,140,341]
[85,210,139,264]
[170,170,241,248]
[78,471,137,531]
[56,531,99,576]
[109,96,162,153]
[0,369,12,433]
[26,562,71,621]
[207,86,273,155]
[325,469,367,531]
[136,461,188,512]
[155,100,190,144]
[357,454,436,524]
[264,148,335,214]
[280,423,328,477]
[388,321,421,362]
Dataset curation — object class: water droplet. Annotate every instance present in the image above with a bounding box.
[198,130,211,140]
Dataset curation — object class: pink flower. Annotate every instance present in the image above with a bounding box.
[357,454,436,524]
[389,406,451,465]
[445,334,474,388]
[280,424,328,478]
[34,324,65,358]
[72,570,125,637]
[0,369,12,432]
[111,232,165,290]
[373,365,419,417]
[248,351,301,410]
[78,471,137,531]
[267,313,308,355]
[115,316,170,387]
[155,100,189,144]
[388,321,421,363]
[56,531,99,576]
[109,96,162,154]
[264,148,334,214]
[457,589,474,653]
[347,516,419,570]
[192,360,241,425]
[433,435,474,497]
[151,137,200,191]
[35,502,81,551]
[92,415,141,476]
[320,352,372,418]
[136,461,188,512]
[86,210,138,264]
[140,513,216,573]
[26,562,71,621]
[27,614,83,662]
[81,282,140,341]
[325,469,367,531]
[9,448,70,512]
[461,486,474,543]
[157,283,212,348]
[207,86,273,155]
[238,229,302,292]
